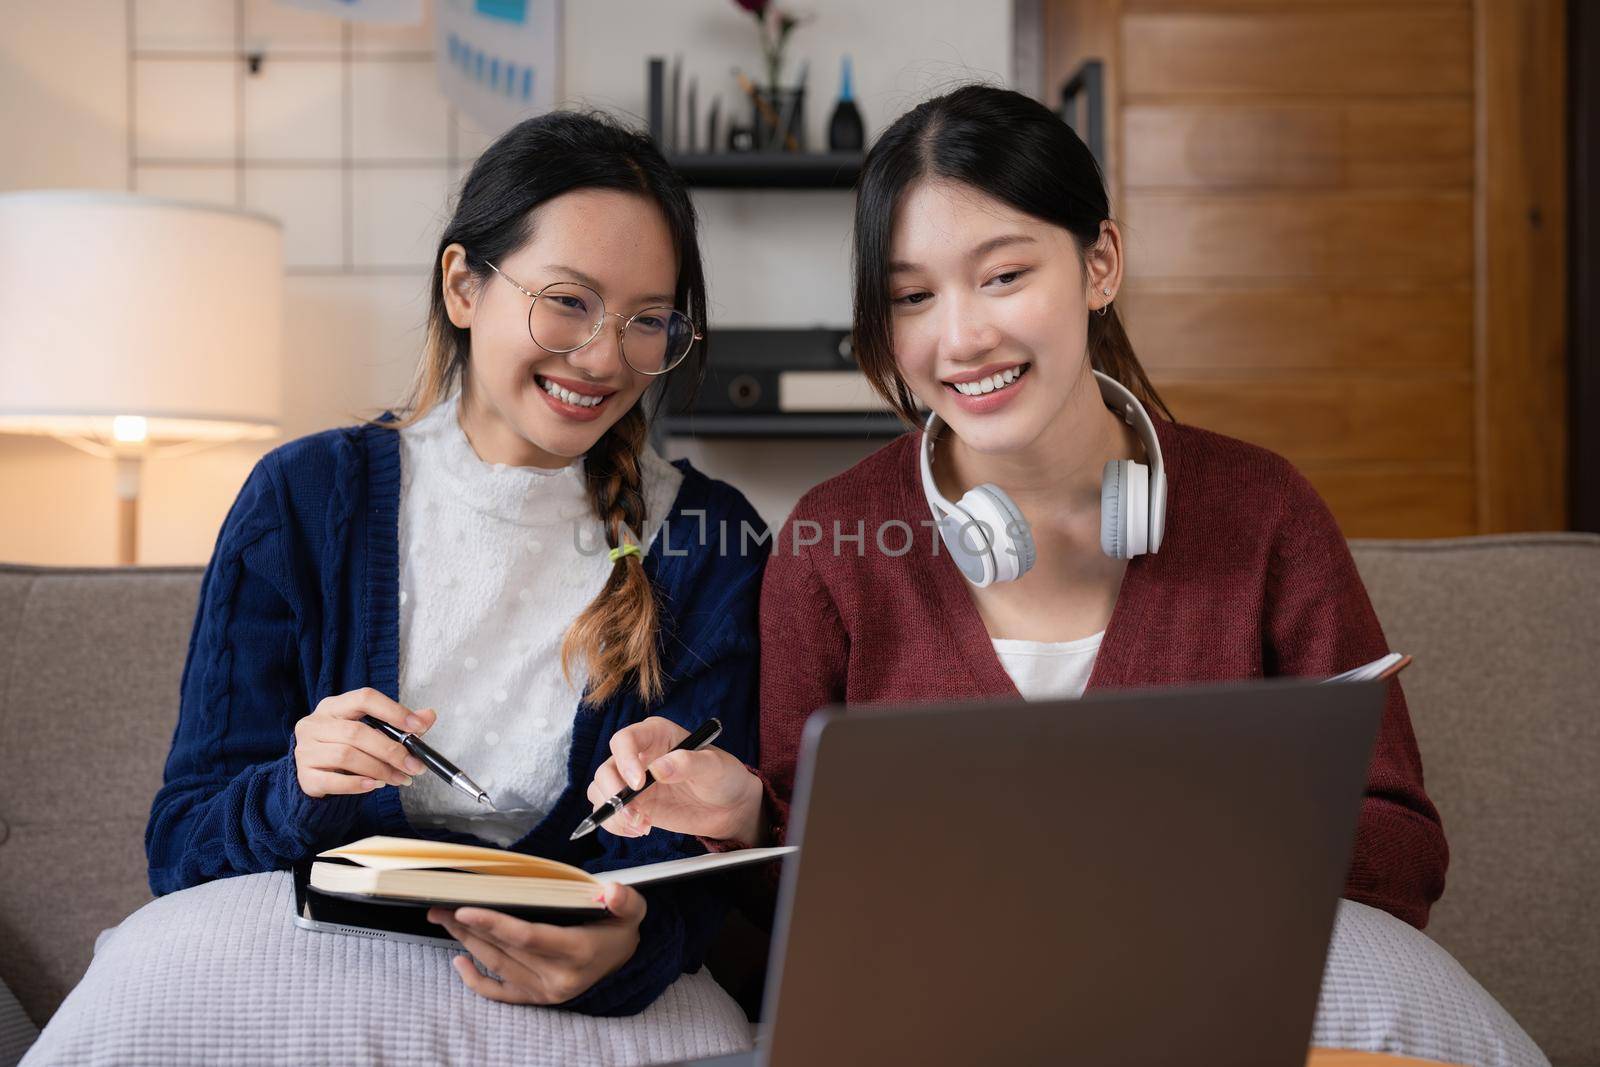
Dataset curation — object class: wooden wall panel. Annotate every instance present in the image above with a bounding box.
[1122,11,1473,97]
[1123,102,1473,190]
[1043,0,1124,195]
[1157,379,1474,465]
[1104,4,1481,538]
[1044,0,1564,536]
[1120,290,1473,374]
[1475,1,1568,531]
[1124,194,1472,284]
[1123,0,1467,8]
[1299,465,1478,539]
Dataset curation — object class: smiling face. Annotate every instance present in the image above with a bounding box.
[887,179,1117,457]
[441,187,680,468]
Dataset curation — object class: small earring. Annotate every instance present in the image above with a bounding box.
[1096,287,1111,317]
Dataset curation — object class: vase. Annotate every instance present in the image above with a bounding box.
[751,85,807,153]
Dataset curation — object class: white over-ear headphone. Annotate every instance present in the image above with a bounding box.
[919,369,1168,587]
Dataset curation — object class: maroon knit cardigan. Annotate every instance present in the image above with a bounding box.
[753,417,1448,930]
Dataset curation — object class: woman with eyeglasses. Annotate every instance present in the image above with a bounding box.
[144,110,766,1016]
[584,86,1448,932]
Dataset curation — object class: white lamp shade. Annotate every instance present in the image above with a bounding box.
[0,191,284,442]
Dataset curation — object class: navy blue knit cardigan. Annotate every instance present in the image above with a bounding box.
[145,419,768,1016]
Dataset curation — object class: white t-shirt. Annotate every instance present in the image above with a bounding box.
[394,392,683,847]
[991,631,1104,701]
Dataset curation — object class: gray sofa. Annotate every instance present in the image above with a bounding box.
[1,535,1596,1065]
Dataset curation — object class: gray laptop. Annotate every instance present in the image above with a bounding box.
[666,676,1385,1067]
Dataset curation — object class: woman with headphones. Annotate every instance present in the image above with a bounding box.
[143,111,766,1015]
[586,85,1447,931]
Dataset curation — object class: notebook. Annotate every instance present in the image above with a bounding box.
[294,836,794,943]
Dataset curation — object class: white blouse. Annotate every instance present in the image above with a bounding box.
[394,392,682,846]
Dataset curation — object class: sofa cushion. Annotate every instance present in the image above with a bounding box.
[0,566,202,1025]
[0,976,38,1067]
[1350,535,1600,1067]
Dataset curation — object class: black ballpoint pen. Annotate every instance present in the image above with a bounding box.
[362,716,495,810]
[569,718,722,840]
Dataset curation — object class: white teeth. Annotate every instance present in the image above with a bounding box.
[951,365,1029,397]
[539,377,604,407]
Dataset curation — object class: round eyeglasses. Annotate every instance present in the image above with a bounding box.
[485,261,700,376]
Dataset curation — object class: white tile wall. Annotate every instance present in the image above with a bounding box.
[278,274,434,437]
[138,441,268,565]
[244,168,344,269]
[23,0,1015,569]
[350,167,451,268]
[453,111,501,161]
[352,58,451,161]
[351,3,435,55]
[243,59,343,160]
[128,0,462,276]
[134,59,237,159]
[134,165,239,207]
[0,0,129,191]
[695,190,855,326]
[241,0,343,54]
[668,437,880,531]
[134,0,236,53]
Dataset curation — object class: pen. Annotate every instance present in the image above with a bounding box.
[362,716,495,810]
[732,69,798,152]
[569,718,723,840]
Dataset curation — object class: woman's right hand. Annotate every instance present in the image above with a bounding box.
[588,717,765,846]
[293,687,436,798]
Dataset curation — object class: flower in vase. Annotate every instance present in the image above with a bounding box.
[731,0,811,92]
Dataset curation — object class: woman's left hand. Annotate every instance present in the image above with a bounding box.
[426,883,645,1005]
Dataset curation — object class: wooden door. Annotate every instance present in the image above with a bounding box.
[1043,0,1567,537]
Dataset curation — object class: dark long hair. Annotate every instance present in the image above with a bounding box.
[852,84,1171,424]
[391,110,707,706]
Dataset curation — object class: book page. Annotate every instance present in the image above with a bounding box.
[1322,652,1406,685]
[309,862,607,911]
[602,846,797,887]
[318,836,594,883]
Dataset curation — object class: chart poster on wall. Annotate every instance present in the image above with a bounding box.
[275,0,424,23]
[437,0,562,137]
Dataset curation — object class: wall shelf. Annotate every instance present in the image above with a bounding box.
[666,152,863,189]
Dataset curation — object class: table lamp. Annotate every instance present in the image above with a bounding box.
[0,191,284,565]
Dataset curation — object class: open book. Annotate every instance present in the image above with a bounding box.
[308,836,795,918]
